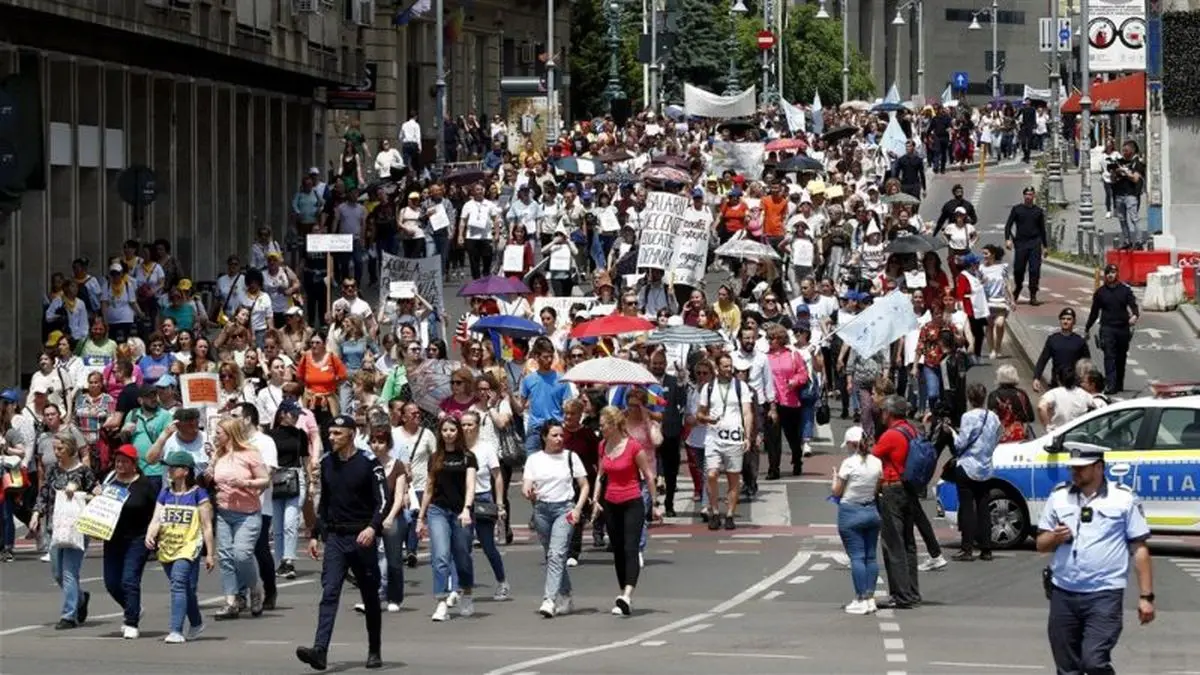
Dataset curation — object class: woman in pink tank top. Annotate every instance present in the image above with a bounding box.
[594,406,660,617]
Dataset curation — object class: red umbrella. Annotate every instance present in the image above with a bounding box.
[766,138,808,153]
[569,314,655,339]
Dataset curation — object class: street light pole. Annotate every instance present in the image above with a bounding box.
[435,0,445,173]
[649,0,659,114]
[1078,0,1095,257]
[546,0,558,141]
[724,0,747,96]
[916,0,924,99]
[604,0,626,109]
[991,0,999,99]
[1047,0,1067,206]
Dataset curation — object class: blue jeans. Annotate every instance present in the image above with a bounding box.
[473,494,506,585]
[800,395,818,440]
[102,537,150,627]
[837,500,882,599]
[50,543,88,620]
[163,558,203,633]
[272,478,307,562]
[427,504,474,598]
[215,509,261,597]
[523,424,545,455]
[533,501,573,601]
[1,498,16,549]
[920,365,943,411]
[406,490,422,556]
[378,517,408,604]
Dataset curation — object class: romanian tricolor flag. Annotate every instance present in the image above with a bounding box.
[644,388,667,408]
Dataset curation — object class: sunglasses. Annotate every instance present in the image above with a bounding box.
[452,380,468,385]
[569,352,584,359]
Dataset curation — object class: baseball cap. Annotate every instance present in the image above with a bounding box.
[1023,185,1036,195]
[115,444,139,461]
[109,262,124,274]
[1063,442,1106,467]
[278,400,302,416]
[842,426,865,447]
[163,451,195,469]
[729,188,743,197]
[139,384,159,398]
[954,206,967,215]
[329,414,357,429]
[177,278,193,292]
[308,166,321,175]
[29,380,50,396]
[1104,263,1119,274]
[408,192,421,200]
[285,306,305,316]
[0,388,20,404]
[45,330,65,348]
[1059,307,1076,319]
[691,187,704,198]
[960,252,983,266]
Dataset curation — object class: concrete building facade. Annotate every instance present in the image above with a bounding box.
[0,0,367,384]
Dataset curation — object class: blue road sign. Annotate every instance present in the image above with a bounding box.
[1060,26,1071,42]
[952,71,969,91]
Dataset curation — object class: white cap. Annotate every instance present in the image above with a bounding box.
[866,222,882,237]
[842,425,864,447]
[667,315,684,327]
[954,206,967,215]
[108,262,123,273]
[308,166,321,175]
[285,306,304,316]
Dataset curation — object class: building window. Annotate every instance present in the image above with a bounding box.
[236,0,273,31]
[944,8,1026,25]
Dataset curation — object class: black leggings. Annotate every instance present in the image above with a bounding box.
[969,316,987,358]
[466,239,493,279]
[954,467,992,553]
[604,496,645,589]
[766,404,806,473]
[659,436,681,511]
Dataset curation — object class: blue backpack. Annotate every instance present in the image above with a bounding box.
[898,423,938,488]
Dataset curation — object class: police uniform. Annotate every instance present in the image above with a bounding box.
[1037,445,1151,675]
[297,415,390,671]
[1083,265,1139,394]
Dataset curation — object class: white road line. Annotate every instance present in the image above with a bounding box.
[1126,358,1139,365]
[718,539,762,545]
[466,646,568,653]
[484,552,813,675]
[679,623,712,634]
[787,575,813,584]
[656,549,675,555]
[1133,368,1148,376]
[689,652,808,661]
[887,672,909,675]
[762,590,785,601]
[715,550,760,555]
[722,613,745,619]
[879,622,901,633]
[884,638,905,650]
[928,662,1046,670]
[1049,292,1065,299]
[0,578,318,637]
[887,654,909,663]
[876,609,895,618]
[244,640,292,645]
[641,641,667,647]
[809,562,830,571]
[749,481,792,526]
[730,533,776,539]
[652,533,692,538]
[806,523,836,528]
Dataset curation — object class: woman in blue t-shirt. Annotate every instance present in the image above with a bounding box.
[333,315,378,413]
[136,332,175,387]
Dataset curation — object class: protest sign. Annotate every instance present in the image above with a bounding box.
[532,296,597,328]
[670,210,712,286]
[834,291,918,358]
[75,482,132,541]
[636,192,689,271]
[710,141,766,180]
[380,252,445,317]
[180,373,219,409]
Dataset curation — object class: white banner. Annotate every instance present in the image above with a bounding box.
[834,291,918,358]
[379,253,445,318]
[636,192,689,271]
[1024,84,1052,101]
[710,141,766,180]
[880,114,909,159]
[780,98,806,134]
[1087,0,1146,73]
[670,210,712,287]
[684,84,757,119]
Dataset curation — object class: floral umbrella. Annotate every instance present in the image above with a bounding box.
[640,165,690,184]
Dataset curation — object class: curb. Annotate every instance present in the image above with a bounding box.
[1180,304,1200,337]
[1004,309,1043,379]
[1043,256,1099,279]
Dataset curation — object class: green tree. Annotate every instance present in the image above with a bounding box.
[567,0,644,119]
[659,0,731,102]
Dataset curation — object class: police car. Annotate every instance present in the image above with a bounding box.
[936,383,1200,549]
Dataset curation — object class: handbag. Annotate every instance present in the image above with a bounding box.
[815,390,831,426]
[271,467,301,499]
[1,459,29,493]
[473,501,500,520]
[51,490,87,551]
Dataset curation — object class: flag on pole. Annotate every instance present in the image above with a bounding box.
[883,82,901,105]
[392,0,431,26]
[834,291,918,358]
[940,84,954,106]
[780,98,805,133]
[811,90,824,135]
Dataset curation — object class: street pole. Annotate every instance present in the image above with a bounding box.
[724,3,740,96]
[1047,0,1068,207]
[546,0,558,142]
[1078,0,1095,258]
[990,0,998,99]
[916,0,924,100]
[776,0,785,101]
[841,0,849,102]
[762,0,769,104]
[642,0,649,105]
[604,0,626,110]
[435,0,445,174]
[649,0,659,114]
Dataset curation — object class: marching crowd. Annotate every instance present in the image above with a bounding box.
[0,95,1150,672]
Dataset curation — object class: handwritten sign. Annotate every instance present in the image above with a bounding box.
[75,482,131,541]
[532,296,597,328]
[549,245,572,272]
[670,209,712,286]
[306,233,354,253]
[636,191,689,271]
[380,252,445,318]
[502,245,526,273]
[180,373,220,408]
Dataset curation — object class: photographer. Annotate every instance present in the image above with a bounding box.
[1108,140,1145,249]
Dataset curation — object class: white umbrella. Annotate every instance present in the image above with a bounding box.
[841,100,871,112]
[714,238,782,261]
[561,357,657,386]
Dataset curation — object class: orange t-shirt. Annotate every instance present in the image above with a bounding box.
[297,351,347,396]
[761,195,789,238]
[721,201,748,232]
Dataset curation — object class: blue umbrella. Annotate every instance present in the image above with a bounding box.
[469,315,545,339]
[872,102,906,113]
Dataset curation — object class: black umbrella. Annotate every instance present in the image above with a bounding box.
[443,168,487,186]
[592,171,639,185]
[821,126,858,144]
[776,155,824,173]
[596,149,634,163]
[716,119,757,135]
[884,234,938,255]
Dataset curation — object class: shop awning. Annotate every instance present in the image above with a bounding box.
[1061,72,1146,114]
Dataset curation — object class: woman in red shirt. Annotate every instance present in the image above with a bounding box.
[593,406,660,617]
[295,333,347,423]
[718,190,748,243]
[920,251,951,311]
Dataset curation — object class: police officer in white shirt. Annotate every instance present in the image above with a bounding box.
[1036,443,1154,675]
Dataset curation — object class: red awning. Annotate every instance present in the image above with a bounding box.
[1061,72,1146,114]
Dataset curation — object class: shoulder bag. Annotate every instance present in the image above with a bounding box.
[271,466,301,499]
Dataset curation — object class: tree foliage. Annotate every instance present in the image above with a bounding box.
[659,0,731,102]
[567,0,644,120]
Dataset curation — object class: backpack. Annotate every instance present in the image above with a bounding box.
[704,379,744,423]
[897,423,937,488]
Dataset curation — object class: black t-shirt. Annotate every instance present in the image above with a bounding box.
[430,450,478,514]
[109,474,159,542]
[116,384,140,415]
[1111,159,1145,197]
[269,426,309,469]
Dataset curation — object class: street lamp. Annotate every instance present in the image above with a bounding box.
[891,0,925,100]
[724,0,749,96]
[968,0,1000,100]
[604,0,626,109]
[814,1,848,103]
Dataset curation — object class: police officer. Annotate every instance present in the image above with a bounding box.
[1032,308,1091,393]
[1036,443,1155,675]
[1004,186,1048,306]
[1083,264,1139,395]
[296,415,390,671]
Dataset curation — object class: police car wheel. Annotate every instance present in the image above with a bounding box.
[986,487,1029,549]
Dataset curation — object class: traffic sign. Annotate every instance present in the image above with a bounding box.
[952,71,969,91]
[756,30,776,50]
[1060,26,1071,42]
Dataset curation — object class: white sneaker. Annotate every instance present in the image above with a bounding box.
[802,442,814,457]
[446,590,459,607]
[866,598,878,613]
[386,602,401,613]
[431,601,450,622]
[538,599,556,618]
[555,594,574,616]
[353,602,367,613]
[121,625,140,639]
[1106,211,1113,218]
[611,604,625,616]
[186,623,206,640]
[844,599,871,615]
[457,595,475,617]
[918,555,949,572]
[492,582,512,601]
[164,632,186,644]
[566,557,578,567]
[40,552,50,562]
[988,351,998,360]
[614,594,632,616]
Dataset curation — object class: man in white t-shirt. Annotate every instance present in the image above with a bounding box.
[697,354,754,531]
[458,184,502,279]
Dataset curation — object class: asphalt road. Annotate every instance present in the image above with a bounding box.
[4,169,1200,674]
